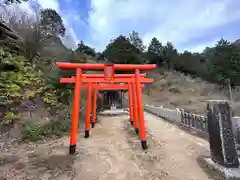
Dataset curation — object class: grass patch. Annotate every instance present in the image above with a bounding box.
[168,87,181,94]
[21,111,72,141]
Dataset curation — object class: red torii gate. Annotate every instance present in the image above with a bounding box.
[61,76,149,133]
[56,62,156,154]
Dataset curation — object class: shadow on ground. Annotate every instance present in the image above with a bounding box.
[123,119,170,180]
[0,139,77,179]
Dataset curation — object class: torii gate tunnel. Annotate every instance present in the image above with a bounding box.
[56,62,156,154]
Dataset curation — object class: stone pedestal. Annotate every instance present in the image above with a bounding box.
[199,157,240,180]
[206,100,239,168]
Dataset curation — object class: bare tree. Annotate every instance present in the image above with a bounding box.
[0,5,65,64]
[41,8,66,37]
[6,8,45,62]
[3,0,28,4]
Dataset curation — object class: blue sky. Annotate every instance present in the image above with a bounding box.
[2,0,240,53]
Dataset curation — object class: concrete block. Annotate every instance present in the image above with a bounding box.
[201,157,240,180]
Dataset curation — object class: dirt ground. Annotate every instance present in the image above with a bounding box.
[0,112,212,180]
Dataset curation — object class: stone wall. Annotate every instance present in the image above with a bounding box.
[144,105,182,123]
[144,104,240,146]
[123,97,240,142]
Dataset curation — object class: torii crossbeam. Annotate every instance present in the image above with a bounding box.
[56,62,156,154]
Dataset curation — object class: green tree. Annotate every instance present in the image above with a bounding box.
[162,42,177,69]
[103,35,145,64]
[101,33,240,87]
[40,8,66,37]
[210,38,240,85]
[174,51,200,76]
[129,30,145,52]
[76,41,96,56]
[147,37,163,65]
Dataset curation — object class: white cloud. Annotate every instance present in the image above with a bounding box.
[3,0,239,52]
[73,15,80,21]
[187,36,240,53]
[185,40,217,53]
[60,26,78,49]
[36,0,60,11]
[89,0,240,52]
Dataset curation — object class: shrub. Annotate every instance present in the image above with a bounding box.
[1,112,20,126]
[21,110,72,141]
[0,47,43,103]
[21,121,44,141]
[21,107,73,141]
[168,87,181,94]
[21,119,72,141]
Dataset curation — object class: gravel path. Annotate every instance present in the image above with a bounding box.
[0,112,212,180]
[144,112,211,180]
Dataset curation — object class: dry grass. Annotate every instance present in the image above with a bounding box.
[143,69,240,116]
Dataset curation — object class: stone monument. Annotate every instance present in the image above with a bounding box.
[200,100,240,180]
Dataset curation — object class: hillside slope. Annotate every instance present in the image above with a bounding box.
[143,69,240,116]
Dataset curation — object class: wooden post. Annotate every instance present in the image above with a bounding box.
[84,82,92,138]
[135,69,148,149]
[69,68,82,154]
[206,100,239,168]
